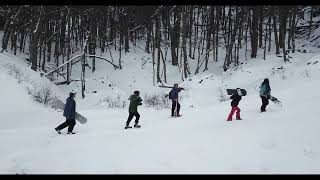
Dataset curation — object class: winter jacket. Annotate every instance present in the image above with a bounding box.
[63,97,76,119]
[230,94,242,107]
[128,95,142,113]
[170,87,181,101]
[259,84,271,97]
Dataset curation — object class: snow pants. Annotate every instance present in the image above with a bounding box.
[171,100,180,116]
[227,106,241,121]
[260,96,269,112]
[126,112,140,125]
[56,118,76,133]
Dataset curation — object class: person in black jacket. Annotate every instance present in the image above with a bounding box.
[169,83,184,117]
[55,92,77,134]
[227,88,242,121]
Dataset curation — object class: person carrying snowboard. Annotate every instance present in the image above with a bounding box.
[169,83,184,117]
[55,91,77,134]
[227,88,242,121]
[259,78,271,112]
[125,90,143,129]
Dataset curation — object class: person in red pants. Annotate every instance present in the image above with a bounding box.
[227,89,242,121]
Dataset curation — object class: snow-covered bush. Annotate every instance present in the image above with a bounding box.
[281,68,286,80]
[99,94,126,109]
[5,64,24,83]
[143,92,170,109]
[217,87,229,102]
[3,63,57,106]
[26,83,54,105]
[271,66,286,80]
[304,69,311,78]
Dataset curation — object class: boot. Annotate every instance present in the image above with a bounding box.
[134,123,141,128]
[67,132,76,134]
[125,122,132,129]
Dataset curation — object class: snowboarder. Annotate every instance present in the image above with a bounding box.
[125,90,143,129]
[169,83,184,117]
[259,78,271,112]
[55,91,77,134]
[227,88,242,121]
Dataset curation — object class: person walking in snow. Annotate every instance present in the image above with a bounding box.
[259,78,271,112]
[169,83,184,117]
[55,91,77,134]
[227,88,242,121]
[125,90,143,129]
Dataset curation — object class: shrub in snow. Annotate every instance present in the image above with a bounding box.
[5,64,24,83]
[2,63,57,106]
[304,69,311,78]
[143,92,171,109]
[217,87,229,102]
[281,68,286,80]
[26,83,54,105]
[271,66,286,80]
[271,68,276,75]
[99,94,126,109]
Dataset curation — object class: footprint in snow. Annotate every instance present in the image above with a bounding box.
[304,148,317,159]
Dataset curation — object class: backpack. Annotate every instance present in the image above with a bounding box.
[168,90,173,99]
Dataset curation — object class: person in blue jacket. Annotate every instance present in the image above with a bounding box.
[169,83,184,117]
[55,92,77,134]
[259,78,271,112]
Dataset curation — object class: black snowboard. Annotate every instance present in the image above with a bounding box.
[226,88,247,96]
[269,95,282,105]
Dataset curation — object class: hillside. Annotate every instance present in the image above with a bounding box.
[0,44,320,173]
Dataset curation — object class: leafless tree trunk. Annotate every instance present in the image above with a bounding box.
[30,6,44,71]
[251,7,259,58]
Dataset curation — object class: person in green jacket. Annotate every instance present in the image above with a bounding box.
[125,90,142,129]
[259,78,271,112]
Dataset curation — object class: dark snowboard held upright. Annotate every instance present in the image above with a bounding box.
[226,89,247,96]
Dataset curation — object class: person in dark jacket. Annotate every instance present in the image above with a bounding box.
[125,90,142,129]
[227,88,242,121]
[259,78,271,112]
[169,83,184,117]
[55,92,77,134]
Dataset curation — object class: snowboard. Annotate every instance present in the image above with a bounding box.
[125,126,141,129]
[159,85,186,90]
[269,95,282,105]
[52,98,87,124]
[226,88,247,96]
[170,114,182,118]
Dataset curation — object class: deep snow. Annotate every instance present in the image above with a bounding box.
[1,22,320,173]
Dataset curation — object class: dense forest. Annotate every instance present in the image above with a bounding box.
[0,6,317,84]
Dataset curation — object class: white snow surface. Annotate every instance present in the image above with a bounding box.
[0,41,320,173]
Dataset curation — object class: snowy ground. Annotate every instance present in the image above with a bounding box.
[1,38,320,173]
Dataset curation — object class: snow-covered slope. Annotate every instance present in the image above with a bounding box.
[0,48,320,173]
[1,23,320,174]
